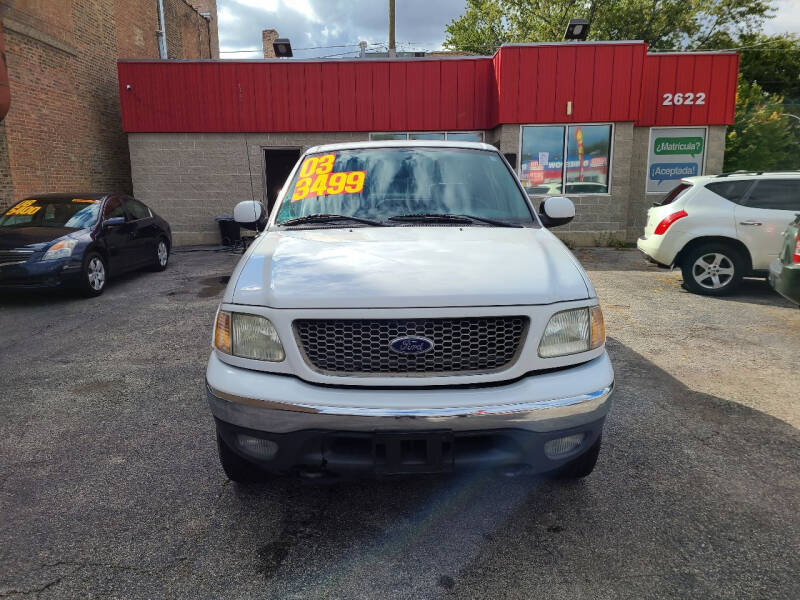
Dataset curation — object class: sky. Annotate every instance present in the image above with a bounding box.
[217,0,800,59]
[217,0,467,59]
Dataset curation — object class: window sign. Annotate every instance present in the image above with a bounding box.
[520,126,565,194]
[647,127,706,193]
[565,125,611,194]
[521,124,612,195]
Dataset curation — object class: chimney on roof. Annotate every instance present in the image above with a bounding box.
[262,29,279,58]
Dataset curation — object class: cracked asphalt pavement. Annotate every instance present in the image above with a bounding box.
[1,247,798,599]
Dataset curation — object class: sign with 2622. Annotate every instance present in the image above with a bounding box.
[662,92,706,106]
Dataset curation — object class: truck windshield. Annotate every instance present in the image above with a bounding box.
[276,147,536,226]
[0,198,102,229]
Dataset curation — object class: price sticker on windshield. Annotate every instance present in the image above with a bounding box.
[5,199,41,216]
[291,154,365,202]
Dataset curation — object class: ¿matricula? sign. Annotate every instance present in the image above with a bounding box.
[646,128,706,194]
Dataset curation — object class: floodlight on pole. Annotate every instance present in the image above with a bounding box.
[564,19,590,41]
[273,38,293,58]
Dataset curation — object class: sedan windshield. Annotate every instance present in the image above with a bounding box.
[276,147,535,226]
[0,198,102,229]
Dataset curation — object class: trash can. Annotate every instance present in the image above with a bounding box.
[215,215,241,247]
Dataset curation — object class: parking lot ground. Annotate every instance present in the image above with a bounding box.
[0,247,798,599]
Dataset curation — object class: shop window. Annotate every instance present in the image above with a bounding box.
[410,132,446,140]
[369,131,484,142]
[446,132,483,142]
[520,124,612,195]
[370,133,407,141]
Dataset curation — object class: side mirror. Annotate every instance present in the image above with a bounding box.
[103,216,125,228]
[233,200,267,232]
[539,196,575,228]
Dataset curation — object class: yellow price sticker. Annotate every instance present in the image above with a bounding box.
[5,199,41,216]
[291,171,366,202]
[72,198,98,204]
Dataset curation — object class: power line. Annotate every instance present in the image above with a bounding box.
[313,50,362,59]
[220,42,385,55]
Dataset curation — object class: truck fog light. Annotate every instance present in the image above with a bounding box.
[236,435,278,460]
[544,433,585,458]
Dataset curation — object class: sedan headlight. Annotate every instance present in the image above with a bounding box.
[538,306,605,358]
[214,310,285,362]
[42,239,78,261]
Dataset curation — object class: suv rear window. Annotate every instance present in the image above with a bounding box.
[656,183,691,206]
[705,180,753,204]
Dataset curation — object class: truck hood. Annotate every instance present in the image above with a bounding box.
[229,227,591,308]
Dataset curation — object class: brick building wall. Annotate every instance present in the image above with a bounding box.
[165,0,213,59]
[0,122,11,207]
[0,0,217,212]
[187,0,218,59]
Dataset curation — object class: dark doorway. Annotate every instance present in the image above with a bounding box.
[264,148,302,213]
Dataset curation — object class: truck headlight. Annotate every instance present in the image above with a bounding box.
[42,239,78,261]
[214,310,285,362]
[538,306,605,358]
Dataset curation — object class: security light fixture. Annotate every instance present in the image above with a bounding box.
[273,38,293,58]
[564,19,589,41]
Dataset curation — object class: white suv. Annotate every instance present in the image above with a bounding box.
[206,141,613,482]
[637,172,800,295]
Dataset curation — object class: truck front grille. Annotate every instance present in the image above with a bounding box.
[293,317,528,376]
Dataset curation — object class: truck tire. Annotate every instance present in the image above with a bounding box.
[550,434,602,480]
[216,431,268,483]
[680,243,745,296]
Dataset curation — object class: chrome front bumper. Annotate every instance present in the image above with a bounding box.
[206,352,615,434]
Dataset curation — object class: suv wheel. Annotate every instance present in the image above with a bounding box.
[80,252,107,297]
[680,243,744,296]
[216,431,269,484]
[550,434,602,480]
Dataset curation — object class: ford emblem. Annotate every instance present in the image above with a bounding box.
[389,336,435,355]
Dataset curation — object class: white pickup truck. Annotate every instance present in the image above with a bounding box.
[206,141,614,482]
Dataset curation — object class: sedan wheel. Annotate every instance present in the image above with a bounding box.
[152,239,169,272]
[80,252,107,297]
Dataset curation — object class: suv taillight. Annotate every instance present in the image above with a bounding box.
[793,233,800,264]
[654,210,688,235]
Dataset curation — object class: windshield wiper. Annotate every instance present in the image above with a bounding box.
[387,213,521,227]
[280,213,386,227]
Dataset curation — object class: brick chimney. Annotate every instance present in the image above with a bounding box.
[262,29,278,58]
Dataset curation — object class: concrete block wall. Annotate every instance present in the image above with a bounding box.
[129,132,368,246]
[129,123,729,247]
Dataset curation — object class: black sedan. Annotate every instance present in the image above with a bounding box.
[0,193,171,296]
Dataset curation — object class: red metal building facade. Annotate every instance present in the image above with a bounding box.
[118,42,739,247]
[117,42,738,134]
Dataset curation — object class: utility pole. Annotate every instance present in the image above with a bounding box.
[388,0,396,57]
